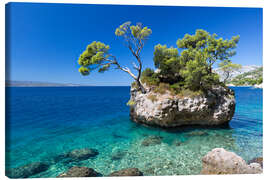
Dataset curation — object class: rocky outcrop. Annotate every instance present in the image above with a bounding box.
[201,148,262,174]
[130,85,235,127]
[109,168,143,176]
[57,166,100,177]
[6,162,49,178]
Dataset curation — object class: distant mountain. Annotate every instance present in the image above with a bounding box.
[214,65,261,82]
[5,80,84,87]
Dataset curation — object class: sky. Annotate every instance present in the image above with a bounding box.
[6,3,262,86]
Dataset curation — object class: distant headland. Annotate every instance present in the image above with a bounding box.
[5,80,85,87]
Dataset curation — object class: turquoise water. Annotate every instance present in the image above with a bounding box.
[5,86,262,177]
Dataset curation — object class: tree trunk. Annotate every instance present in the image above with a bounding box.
[137,79,146,94]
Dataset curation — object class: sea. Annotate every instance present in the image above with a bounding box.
[5,86,263,177]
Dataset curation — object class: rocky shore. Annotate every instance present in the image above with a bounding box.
[129,84,236,128]
[201,148,262,174]
[6,147,262,178]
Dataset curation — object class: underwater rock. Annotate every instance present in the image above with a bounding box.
[248,157,263,168]
[172,140,182,146]
[141,135,163,146]
[57,166,99,177]
[187,131,209,137]
[111,150,127,160]
[130,85,235,128]
[201,148,262,174]
[6,162,49,178]
[109,168,143,176]
[67,148,99,161]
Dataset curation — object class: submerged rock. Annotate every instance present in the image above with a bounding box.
[67,148,99,161]
[111,150,127,160]
[248,157,263,168]
[57,166,100,177]
[6,162,49,178]
[109,168,143,176]
[172,140,182,146]
[141,135,163,146]
[187,131,209,137]
[130,85,235,128]
[201,148,262,174]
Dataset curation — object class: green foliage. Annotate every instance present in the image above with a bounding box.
[153,44,182,83]
[141,68,160,86]
[115,21,152,40]
[78,41,111,75]
[77,21,152,94]
[151,29,239,91]
[78,26,240,96]
[126,100,135,106]
[177,30,239,68]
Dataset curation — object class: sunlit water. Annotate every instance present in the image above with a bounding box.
[5,86,263,177]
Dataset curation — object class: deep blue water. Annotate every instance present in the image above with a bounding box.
[5,86,263,177]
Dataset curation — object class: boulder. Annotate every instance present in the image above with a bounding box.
[109,168,143,176]
[111,150,127,161]
[141,135,163,146]
[57,166,99,177]
[187,131,209,137]
[130,85,235,128]
[67,148,99,161]
[201,148,262,174]
[6,162,49,178]
[248,157,263,168]
[173,140,182,146]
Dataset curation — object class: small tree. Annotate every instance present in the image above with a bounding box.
[218,60,242,84]
[78,21,152,93]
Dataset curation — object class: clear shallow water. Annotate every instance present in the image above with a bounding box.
[5,86,263,177]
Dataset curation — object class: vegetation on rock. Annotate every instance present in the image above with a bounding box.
[77,22,240,94]
[142,29,240,94]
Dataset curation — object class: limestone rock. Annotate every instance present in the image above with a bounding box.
[130,85,235,128]
[201,148,262,174]
[109,168,143,176]
[6,162,49,178]
[57,166,99,177]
